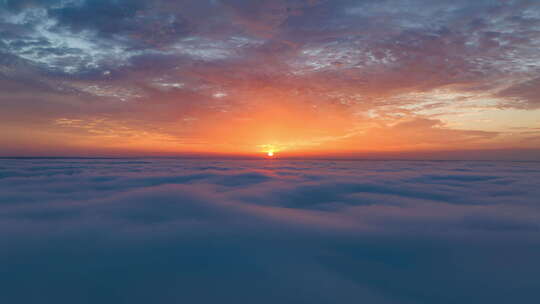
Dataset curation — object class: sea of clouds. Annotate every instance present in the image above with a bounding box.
[1,158,539,303]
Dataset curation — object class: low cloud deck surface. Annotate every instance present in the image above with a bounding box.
[1,159,539,303]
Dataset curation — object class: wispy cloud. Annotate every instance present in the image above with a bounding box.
[1,0,540,154]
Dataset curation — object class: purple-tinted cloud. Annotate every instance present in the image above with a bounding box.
[0,159,539,303]
[1,0,540,155]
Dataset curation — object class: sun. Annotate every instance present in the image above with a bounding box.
[260,144,278,158]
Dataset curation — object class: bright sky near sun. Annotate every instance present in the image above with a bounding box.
[1,0,540,158]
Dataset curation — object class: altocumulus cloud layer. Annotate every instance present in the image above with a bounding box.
[1,0,540,154]
[1,159,540,303]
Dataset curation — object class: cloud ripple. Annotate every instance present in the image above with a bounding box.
[0,159,539,303]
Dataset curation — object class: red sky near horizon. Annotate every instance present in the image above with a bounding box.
[1,0,540,158]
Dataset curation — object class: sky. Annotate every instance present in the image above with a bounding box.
[1,0,540,158]
[1,158,539,303]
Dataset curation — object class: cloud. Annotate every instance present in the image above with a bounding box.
[1,0,540,154]
[498,77,540,109]
[0,159,539,303]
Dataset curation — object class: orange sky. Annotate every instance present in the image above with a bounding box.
[1,0,540,159]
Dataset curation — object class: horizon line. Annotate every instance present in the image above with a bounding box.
[1,156,539,162]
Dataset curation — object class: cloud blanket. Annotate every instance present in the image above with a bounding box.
[1,159,539,303]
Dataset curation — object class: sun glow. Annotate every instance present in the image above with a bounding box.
[267,150,274,157]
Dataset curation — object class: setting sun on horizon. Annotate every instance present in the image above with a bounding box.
[2,1,540,304]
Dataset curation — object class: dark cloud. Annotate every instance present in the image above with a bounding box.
[48,0,192,48]
[0,159,539,303]
[1,0,62,12]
